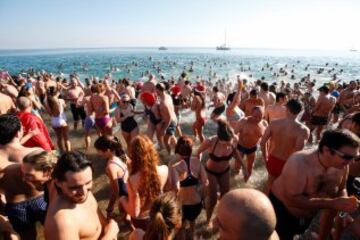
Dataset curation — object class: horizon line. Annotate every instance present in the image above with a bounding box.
[0,46,352,52]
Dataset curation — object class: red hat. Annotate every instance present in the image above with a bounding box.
[140,91,156,106]
[171,85,181,95]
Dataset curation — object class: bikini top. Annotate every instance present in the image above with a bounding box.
[180,157,199,187]
[209,139,234,162]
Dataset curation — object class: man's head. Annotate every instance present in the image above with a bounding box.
[319,129,359,169]
[17,96,32,112]
[285,99,302,116]
[349,81,357,90]
[260,82,269,92]
[318,86,329,96]
[0,114,22,145]
[275,92,286,104]
[22,150,56,191]
[70,78,78,88]
[251,106,264,123]
[155,83,166,96]
[53,151,93,203]
[250,89,258,98]
[214,189,278,240]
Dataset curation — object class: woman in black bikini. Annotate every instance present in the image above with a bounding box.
[196,120,239,227]
[169,136,208,238]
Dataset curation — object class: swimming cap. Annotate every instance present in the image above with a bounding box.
[171,85,181,95]
[140,91,156,106]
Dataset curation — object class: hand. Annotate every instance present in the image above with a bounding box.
[102,219,119,240]
[29,128,40,137]
[333,196,359,213]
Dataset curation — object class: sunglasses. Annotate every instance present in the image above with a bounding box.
[331,149,360,161]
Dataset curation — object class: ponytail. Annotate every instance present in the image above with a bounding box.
[144,212,170,240]
[94,136,126,162]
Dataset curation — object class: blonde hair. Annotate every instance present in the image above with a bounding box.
[23,150,57,172]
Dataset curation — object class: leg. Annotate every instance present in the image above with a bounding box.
[122,131,131,149]
[218,169,230,197]
[62,126,71,152]
[146,123,155,140]
[246,152,256,180]
[316,125,324,142]
[53,127,64,152]
[130,127,139,145]
[205,172,219,225]
[265,175,276,195]
[164,134,171,154]
[196,122,205,143]
[84,131,91,151]
[192,121,198,140]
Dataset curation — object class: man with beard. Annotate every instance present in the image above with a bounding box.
[45,151,119,240]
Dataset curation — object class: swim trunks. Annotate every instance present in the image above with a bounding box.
[70,103,86,122]
[121,116,138,133]
[266,155,286,177]
[269,191,312,240]
[310,115,328,126]
[165,120,177,136]
[84,116,95,131]
[5,195,47,234]
[237,144,257,155]
[182,202,203,221]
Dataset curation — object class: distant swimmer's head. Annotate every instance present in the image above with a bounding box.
[285,99,302,116]
[217,119,235,142]
[319,129,360,169]
[214,189,279,240]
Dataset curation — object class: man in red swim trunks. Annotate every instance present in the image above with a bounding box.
[260,99,310,193]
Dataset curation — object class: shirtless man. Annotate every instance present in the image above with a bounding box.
[309,86,336,142]
[156,83,178,153]
[210,86,226,121]
[260,99,310,191]
[181,80,193,108]
[0,114,43,166]
[141,74,157,95]
[214,189,279,240]
[66,78,86,130]
[235,106,268,181]
[0,91,15,115]
[45,151,119,240]
[264,92,287,123]
[0,161,47,240]
[259,82,276,108]
[270,129,360,240]
[240,89,265,116]
[338,81,357,113]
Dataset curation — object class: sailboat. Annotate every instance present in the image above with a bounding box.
[216,31,230,51]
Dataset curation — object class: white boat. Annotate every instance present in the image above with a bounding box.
[159,46,168,50]
[216,31,230,51]
[350,49,357,52]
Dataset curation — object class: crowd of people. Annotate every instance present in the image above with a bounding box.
[0,68,359,240]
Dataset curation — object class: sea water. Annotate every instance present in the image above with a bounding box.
[0,47,359,86]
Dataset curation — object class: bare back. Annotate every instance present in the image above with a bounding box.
[267,119,309,161]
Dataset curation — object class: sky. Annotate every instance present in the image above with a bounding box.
[0,0,359,50]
